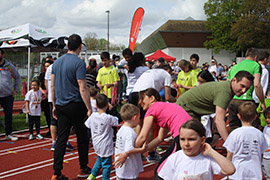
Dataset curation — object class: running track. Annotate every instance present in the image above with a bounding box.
[0,128,238,180]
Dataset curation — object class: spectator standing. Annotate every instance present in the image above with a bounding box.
[0,49,21,141]
[223,102,267,179]
[228,48,265,132]
[86,58,97,88]
[252,51,269,104]
[85,94,118,180]
[25,79,43,140]
[51,34,92,180]
[221,65,229,80]
[217,63,224,80]
[38,59,53,137]
[208,56,218,76]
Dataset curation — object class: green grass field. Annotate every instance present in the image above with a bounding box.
[0,112,48,134]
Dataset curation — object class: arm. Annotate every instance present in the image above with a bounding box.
[45,79,48,91]
[10,65,21,94]
[135,116,154,148]
[97,81,104,90]
[146,127,169,151]
[78,79,92,117]
[164,86,176,103]
[25,101,30,114]
[254,73,265,110]
[202,143,235,176]
[215,106,228,140]
[114,143,147,168]
[51,74,57,119]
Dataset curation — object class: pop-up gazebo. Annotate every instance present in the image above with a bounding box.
[0,23,69,91]
[145,49,176,62]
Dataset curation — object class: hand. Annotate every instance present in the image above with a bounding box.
[26,110,30,114]
[141,142,148,152]
[113,152,128,168]
[260,103,266,112]
[52,106,57,120]
[106,84,112,88]
[97,84,104,90]
[87,109,92,117]
[108,103,113,110]
[201,143,214,156]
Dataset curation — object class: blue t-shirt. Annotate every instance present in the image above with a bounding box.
[52,53,86,106]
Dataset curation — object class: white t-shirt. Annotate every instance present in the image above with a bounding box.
[115,126,143,179]
[252,64,269,103]
[201,113,215,138]
[132,69,172,93]
[208,65,217,76]
[90,98,99,113]
[25,89,42,116]
[158,150,221,180]
[223,126,268,180]
[84,112,118,157]
[44,64,53,102]
[263,125,270,158]
[126,66,149,95]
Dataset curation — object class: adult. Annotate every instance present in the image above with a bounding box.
[208,56,218,77]
[0,49,21,141]
[176,71,254,141]
[126,52,149,100]
[51,34,92,180]
[228,48,265,132]
[252,51,269,104]
[38,59,53,137]
[221,65,229,80]
[115,88,191,180]
[217,63,224,80]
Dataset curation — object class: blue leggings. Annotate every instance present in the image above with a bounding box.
[91,156,112,180]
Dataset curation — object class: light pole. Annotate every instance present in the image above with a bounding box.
[105,10,110,52]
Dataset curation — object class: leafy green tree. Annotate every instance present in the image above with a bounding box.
[204,0,270,54]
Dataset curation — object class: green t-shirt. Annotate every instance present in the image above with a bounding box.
[176,81,233,116]
[96,65,120,98]
[227,59,261,100]
[257,98,270,127]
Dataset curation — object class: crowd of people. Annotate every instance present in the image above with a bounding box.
[1,34,270,180]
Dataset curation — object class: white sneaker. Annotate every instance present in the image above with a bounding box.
[36,134,44,140]
[6,134,19,141]
[29,134,34,140]
[164,135,174,142]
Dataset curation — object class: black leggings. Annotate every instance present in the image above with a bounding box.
[28,115,41,134]
[154,135,181,180]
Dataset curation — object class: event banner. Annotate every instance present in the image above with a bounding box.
[129,7,144,52]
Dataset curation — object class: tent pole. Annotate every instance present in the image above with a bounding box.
[26,46,31,123]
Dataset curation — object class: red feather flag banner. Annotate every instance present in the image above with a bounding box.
[129,7,144,52]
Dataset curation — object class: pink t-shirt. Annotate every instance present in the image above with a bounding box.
[145,102,192,138]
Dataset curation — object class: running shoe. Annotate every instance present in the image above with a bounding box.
[164,135,174,142]
[156,146,163,153]
[147,152,162,163]
[66,141,74,151]
[36,134,44,140]
[51,174,68,180]
[29,134,34,140]
[6,134,19,141]
[87,174,96,180]
[77,166,92,178]
[51,142,56,151]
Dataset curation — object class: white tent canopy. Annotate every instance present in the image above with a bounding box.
[0,23,70,91]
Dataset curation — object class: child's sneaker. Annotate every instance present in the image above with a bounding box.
[156,146,163,153]
[51,142,56,151]
[87,174,96,180]
[66,141,74,151]
[29,134,34,140]
[147,152,162,163]
[36,134,44,140]
[77,166,92,178]
[51,174,68,180]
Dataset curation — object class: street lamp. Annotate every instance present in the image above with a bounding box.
[105,10,110,52]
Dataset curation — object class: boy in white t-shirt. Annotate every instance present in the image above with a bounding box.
[25,79,43,140]
[89,86,99,113]
[262,107,270,179]
[223,102,268,180]
[84,94,118,180]
[114,104,146,180]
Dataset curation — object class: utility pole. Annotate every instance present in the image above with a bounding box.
[105,10,110,52]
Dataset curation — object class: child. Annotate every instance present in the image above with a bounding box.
[114,104,146,180]
[89,86,99,113]
[223,102,268,179]
[84,94,118,180]
[25,79,44,140]
[262,107,270,179]
[158,119,235,180]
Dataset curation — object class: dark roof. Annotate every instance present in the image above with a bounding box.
[138,19,211,54]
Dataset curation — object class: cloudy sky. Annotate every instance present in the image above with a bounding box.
[0,0,208,47]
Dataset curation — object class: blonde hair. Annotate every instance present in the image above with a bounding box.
[120,103,140,121]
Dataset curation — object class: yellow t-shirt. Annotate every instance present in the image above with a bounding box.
[176,70,197,97]
[96,66,120,98]
[191,68,201,86]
